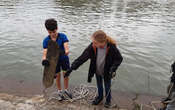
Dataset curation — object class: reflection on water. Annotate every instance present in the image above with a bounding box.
[0,0,175,96]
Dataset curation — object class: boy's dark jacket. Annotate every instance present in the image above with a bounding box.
[171,61,175,83]
[71,42,123,81]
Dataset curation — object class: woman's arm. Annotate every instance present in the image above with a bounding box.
[71,44,92,70]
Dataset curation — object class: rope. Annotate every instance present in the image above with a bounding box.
[42,85,166,109]
[42,74,119,109]
[40,68,164,110]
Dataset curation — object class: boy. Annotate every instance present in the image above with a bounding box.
[164,61,175,110]
[160,61,175,110]
[42,18,72,100]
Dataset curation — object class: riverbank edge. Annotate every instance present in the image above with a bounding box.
[0,89,165,110]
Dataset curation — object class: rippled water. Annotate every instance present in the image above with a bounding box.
[0,0,175,96]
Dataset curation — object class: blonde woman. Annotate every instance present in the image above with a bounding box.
[64,30,123,108]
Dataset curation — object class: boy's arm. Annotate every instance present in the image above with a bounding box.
[42,49,47,60]
[42,49,50,66]
[64,42,69,55]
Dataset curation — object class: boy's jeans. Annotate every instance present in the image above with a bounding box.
[166,92,175,110]
[166,105,175,110]
[95,74,111,103]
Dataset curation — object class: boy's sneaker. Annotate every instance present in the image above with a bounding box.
[64,90,73,99]
[57,90,65,101]
[104,101,111,108]
[92,96,103,105]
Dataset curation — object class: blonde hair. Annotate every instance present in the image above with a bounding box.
[92,30,116,45]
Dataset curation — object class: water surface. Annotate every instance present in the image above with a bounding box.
[0,0,175,96]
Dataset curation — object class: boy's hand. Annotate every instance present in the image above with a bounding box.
[64,68,72,78]
[161,97,171,103]
[42,59,50,66]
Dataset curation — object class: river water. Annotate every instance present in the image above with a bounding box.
[0,0,175,96]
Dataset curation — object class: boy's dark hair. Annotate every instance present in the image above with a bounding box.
[45,18,57,31]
